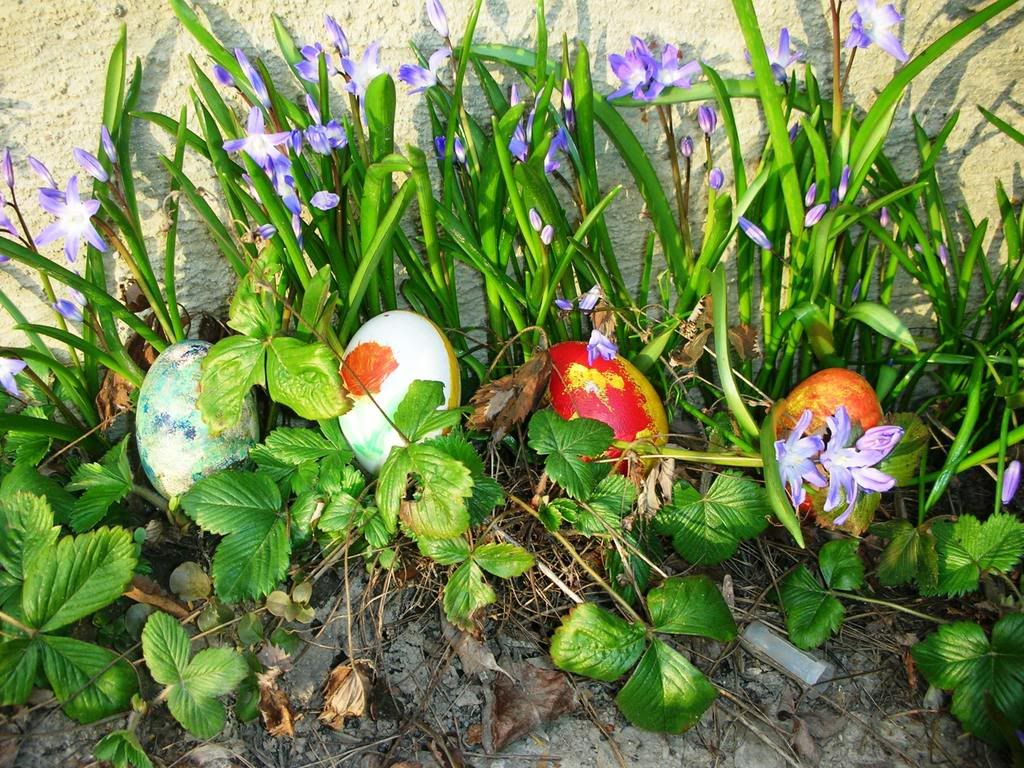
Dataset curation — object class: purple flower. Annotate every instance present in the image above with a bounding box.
[212,64,234,88]
[271,168,301,216]
[510,83,521,107]
[856,424,903,455]
[100,126,117,164]
[1011,291,1023,312]
[1003,460,1021,505]
[434,135,466,164]
[528,208,543,232]
[846,0,909,63]
[679,136,693,158]
[34,176,106,262]
[880,206,891,227]
[398,47,450,95]
[587,329,617,366]
[804,203,827,227]
[775,409,827,508]
[54,288,85,322]
[234,48,271,109]
[0,191,17,238]
[303,96,348,156]
[838,165,851,202]
[28,156,56,189]
[2,149,12,189]
[820,406,897,525]
[645,44,700,99]
[544,128,569,174]
[223,107,292,167]
[804,182,817,208]
[310,191,340,210]
[324,15,349,57]
[426,0,449,38]
[554,297,573,312]
[0,357,28,398]
[608,39,653,100]
[789,123,800,142]
[562,79,576,132]
[708,168,724,190]
[830,187,840,209]
[342,41,387,101]
[578,284,602,312]
[296,43,329,83]
[540,224,554,245]
[73,148,108,183]
[765,28,803,82]
[850,279,862,302]
[509,123,528,162]
[697,105,717,136]
[937,243,949,268]
[738,217,772,250]
[255,223,277,240]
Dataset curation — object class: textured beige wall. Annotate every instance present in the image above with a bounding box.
[1,0,1022,345]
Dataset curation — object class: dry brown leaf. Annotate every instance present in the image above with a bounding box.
[669,327,711,368]
[320,660,373,730]
[465,724,483,746]
[119,278,150,313]
[467,349,552,440]
[441,615,509,679]
[258,671,295,738]
[728,323,760,361]
[483,659,576,752]
[96,370,136,424]
[591,300,616,339]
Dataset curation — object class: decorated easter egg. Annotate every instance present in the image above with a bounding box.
[547,342,669,455]
[136,340,259,499]
[338,311,460,474]
[778,368,882,437]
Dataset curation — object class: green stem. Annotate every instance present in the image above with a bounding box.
[833,591,947,624]
[132,483,169,512]
[0,609,36,637]
[641,444,763,467]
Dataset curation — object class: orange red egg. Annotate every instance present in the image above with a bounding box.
[547,341,669,455]
[778,368,883,436]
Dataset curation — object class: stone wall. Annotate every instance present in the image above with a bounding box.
[1,0,1022,343]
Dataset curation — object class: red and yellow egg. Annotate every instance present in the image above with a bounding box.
[547,341,668,460]
[777,368,882,437]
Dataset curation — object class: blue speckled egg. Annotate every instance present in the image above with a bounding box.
[136,340,259,498]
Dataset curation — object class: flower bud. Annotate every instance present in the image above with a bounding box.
[697,105,717,136]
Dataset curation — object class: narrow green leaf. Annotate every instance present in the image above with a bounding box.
[843,302,918,354]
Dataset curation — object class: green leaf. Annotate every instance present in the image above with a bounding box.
[0,492,59,583]
[0,639,42,705]
[256,426,352,466]
[528,410,613,499]
[843,302,918,354]
[473,543,534,578]
[550,603,646,682]
[655,474,769,565]
[198,336,266,434]
[646,576,737,642]
[23,527,136,633]
[930,514,1024,597]
[427,432,504,524]
[418,536,471,565]
[94,730,153,768]
[142,612,247,740]
[912,614,1024,744]
[141,611,191,685]
[181,472,289,602]
[877,413,929,486]
[228,268,279,339]
[40,635,137,723]
[0,463,75,525]
[778,566,844,650]
[818,540,864,591]
[392,379,461,443]
[873,520,938,589]
[578,475,637,535]
[266,337,350,421]
[66,438,133,532]
[615,638,717,733]
[442,560,496,631]
[377,444,473,539]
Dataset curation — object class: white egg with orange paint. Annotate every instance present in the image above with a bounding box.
[338,310,460,473]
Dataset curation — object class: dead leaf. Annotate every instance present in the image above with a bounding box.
[96,370,136,424]
[119,279,150,313]
[257,642,293,674]
[639,457,675,518]
[483,659,576,752]
[669,327,711,368]
[591,300,616,339]
[320,660,373,729]
[465,724,483,746]
[790,717,819,762]
[441,615,509,679]
[258,670,295,738]
[728,323,760,361]
[467,349,552,440]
